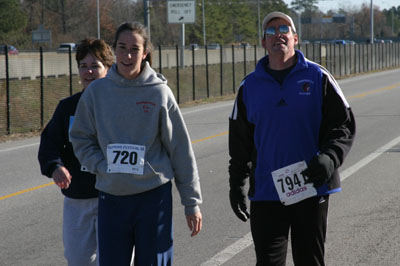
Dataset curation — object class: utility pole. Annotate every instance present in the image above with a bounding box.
[97,0,100,39]
[202,0,206,46]
[290,8,302,42]
[392,8,394,36]
[144,0,151,40]
[298,12,302,42]
[370,0,374,44]
[257,0,261,45]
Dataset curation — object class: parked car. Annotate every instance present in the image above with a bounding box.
[0,45,19,55]
[334,39,346,45]
[366,38,384,44]
[57,43,77,53]
[240,42,252,49]
[188,43,199,50]
[207,43,221,50]
[345,40,356,45]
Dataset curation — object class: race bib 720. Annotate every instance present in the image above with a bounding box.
[106,143,145,175]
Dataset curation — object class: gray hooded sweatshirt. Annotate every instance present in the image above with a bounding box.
[70,62,202,215]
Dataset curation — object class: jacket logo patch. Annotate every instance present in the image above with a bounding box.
[136,101,156,113]
[297,79,314,95]
[302,83,310,92]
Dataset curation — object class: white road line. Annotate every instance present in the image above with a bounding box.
[200,233,253,266]
[182,102,234,115]
[339,135,400,181]
[0,142,39,153]
[200,135,400,266]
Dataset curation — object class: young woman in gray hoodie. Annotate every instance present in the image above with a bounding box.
[70,22,202,266]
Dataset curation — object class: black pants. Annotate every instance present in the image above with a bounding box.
[250,196,329,266]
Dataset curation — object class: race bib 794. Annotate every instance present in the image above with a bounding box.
[271,161,317,205]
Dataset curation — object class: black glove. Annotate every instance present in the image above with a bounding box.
[302,153,335,188]
[229,186,250,222]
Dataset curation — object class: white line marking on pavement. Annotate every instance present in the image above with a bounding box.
[0,142,39,153]
[340,135,400,181]
[200,233,253,266]
[200,135,400,266]
[182,102,234,115]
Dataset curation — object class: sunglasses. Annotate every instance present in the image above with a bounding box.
[264,25,291,37]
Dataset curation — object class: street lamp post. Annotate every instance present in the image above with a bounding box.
[298,11,302,42]
[97,0,100,39]
[144,0,151,40]
[392,8,394,36]
[202,0,206,46]
[291,10,302,42]
[257,0,261,46]
[370,0,374,44]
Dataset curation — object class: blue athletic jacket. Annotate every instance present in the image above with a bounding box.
[38,92,98,199]
[229,50,356,201]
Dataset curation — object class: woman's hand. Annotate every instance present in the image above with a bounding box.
[186,211,202,237]
[52,166,72,189]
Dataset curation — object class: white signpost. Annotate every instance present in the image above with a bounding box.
[167,0,196,24]
[167,0,196,68]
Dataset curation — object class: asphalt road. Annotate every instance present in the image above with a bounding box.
[1,68,400,266]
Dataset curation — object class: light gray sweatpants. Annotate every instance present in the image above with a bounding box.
[63,197,98,266]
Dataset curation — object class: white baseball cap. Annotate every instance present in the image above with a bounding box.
[262,11,296,33]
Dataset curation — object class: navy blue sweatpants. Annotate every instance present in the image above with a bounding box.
[98,182,173,266]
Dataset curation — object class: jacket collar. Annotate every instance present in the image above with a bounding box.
[106,62,167,87]
[256,49,308,77]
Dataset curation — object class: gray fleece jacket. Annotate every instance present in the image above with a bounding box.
[69,62,202,215]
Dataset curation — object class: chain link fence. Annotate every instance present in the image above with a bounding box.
[1,42,400,136]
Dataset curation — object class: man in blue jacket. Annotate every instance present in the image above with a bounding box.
[228,11,356,266]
